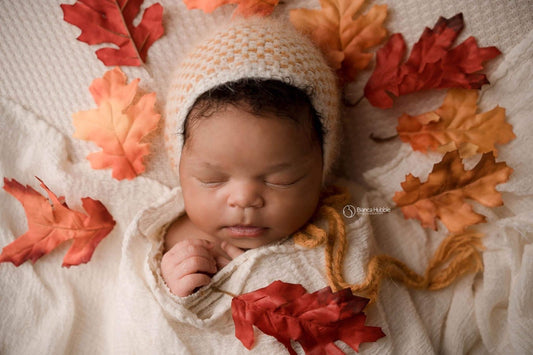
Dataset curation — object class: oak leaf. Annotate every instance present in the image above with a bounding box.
[290,0,387,83]
[393,151,513,234]
[72,67,160,180]
[61,0,164,66]
[183,0,279,17]
[0,177,115,267]
[232,280,385,354]
[397,89,515,157]
[365,13,501,108]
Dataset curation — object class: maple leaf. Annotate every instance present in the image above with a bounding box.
[61,0,164,66]
[231,280,385,354]
[290,0,387,83]
[72,67,160,180]
[0,177,115,267]
[393,150,513,234]
[397,89,515,157]
[364,13,501,108]
[183,0,279,17]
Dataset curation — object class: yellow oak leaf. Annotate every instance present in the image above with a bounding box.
[397,89,515,157]
[393,150,513,234]
[72,67,160,180]
[290,0,387,82]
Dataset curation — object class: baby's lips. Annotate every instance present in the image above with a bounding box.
[226,225,267,238]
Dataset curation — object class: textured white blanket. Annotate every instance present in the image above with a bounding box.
[1,0,532,354]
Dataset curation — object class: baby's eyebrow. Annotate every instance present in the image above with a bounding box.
[191,156,312,173]
[197,161,293,171]
[197,161,223,170]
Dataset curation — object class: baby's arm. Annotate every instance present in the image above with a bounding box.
[161,216,243,297]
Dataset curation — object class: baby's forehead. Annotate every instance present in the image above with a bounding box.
[182,104,321,154]
[180,106,322,175]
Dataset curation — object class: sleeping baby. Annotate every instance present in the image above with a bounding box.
[112,17,387,354]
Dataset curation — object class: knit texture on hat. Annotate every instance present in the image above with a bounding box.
[164,18,340,181]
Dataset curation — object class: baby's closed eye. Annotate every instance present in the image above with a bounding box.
[264,175,304,188]
[195,175,228,187]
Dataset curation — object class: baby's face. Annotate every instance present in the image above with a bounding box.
[179,105,323,249]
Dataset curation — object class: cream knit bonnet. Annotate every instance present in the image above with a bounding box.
[164,18,340,182]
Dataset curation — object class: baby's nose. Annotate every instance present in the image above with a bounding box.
[227,181,264,209]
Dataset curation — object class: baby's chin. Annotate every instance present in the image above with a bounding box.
[220,231,289,250]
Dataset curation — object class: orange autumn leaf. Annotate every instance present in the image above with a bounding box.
[393,151,513,234]
[183,0,279,17]
[290,0,387,82]
[397,89,516,157]
[0,177,115,267]
[73,67,160,180]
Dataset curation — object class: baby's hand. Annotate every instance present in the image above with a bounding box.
[161,239,216,297]
[161,239,244,297]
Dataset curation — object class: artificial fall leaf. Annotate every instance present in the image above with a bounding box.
[365,13,501,108]
[61,0,164,66]
[290,0,387,83]
[0,177,115,267]
[397,89,515,157]
[232,280,385,354]
[183,0,279,17]
[393,150,513,234]
[72,67,160,180]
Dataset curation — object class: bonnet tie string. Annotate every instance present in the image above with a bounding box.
[293,185,484,303]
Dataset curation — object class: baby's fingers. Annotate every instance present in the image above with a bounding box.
[175,255,217,280]
[163,239,213,266]
[172,274,212,297]
[217,241,245,268]
[221,241,245,259]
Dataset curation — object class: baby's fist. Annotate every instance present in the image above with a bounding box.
[161,239,217,297]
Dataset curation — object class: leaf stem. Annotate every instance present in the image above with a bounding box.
[212,286,238,298]
[142,62,153,78]
[343,94,364,107]
[114,0,144,65]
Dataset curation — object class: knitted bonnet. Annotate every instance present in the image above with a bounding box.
[164,18,340,181]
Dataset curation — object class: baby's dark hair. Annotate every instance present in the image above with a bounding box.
[182,78,325,148]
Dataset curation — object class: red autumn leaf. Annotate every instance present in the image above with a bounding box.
[0,177,115,267]
[364,13,501,108]
[72,67,160,180]
[61,0,164,66]
[183,0,279,18]
[231,280,385,354]
[393,151,513,233]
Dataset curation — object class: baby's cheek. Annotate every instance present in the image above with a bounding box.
[270,194,318,231]
[183,190,214,220]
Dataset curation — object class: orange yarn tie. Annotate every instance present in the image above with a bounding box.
[294,185,485,303]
